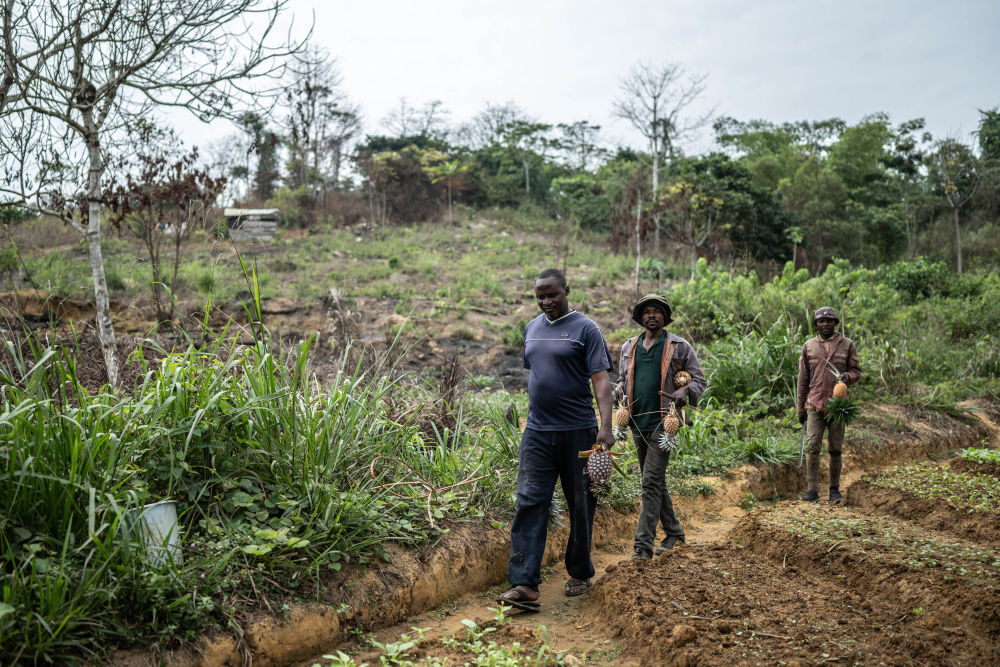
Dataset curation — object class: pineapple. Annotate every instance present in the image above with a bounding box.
[581,445,615,496]
[674,370,692,389]
[612,406,631,442]
[824,359,848,399]
[663,402,681,436]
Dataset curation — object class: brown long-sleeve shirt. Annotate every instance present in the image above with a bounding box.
[796,332,861,413]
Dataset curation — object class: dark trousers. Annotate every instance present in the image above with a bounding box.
[633,428,684,556]
[507,427,598,590]
[805,408,845,492]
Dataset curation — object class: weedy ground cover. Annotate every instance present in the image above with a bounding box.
[960,447,1000,466]
[768,507,1000,583]
[863,462,1000,513]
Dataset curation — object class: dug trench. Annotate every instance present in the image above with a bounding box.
[108,401,999,666]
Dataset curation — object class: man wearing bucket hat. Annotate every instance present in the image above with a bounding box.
[614,294,706,559]
[796,306,861,503]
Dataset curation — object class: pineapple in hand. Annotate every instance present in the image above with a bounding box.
[612,405,631,442]
[822,360,856,425]
[824,359,849,398]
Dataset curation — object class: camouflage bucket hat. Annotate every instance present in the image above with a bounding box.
[632,294,674,326]
[813,306,840,323]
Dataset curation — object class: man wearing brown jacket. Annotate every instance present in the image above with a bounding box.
[615,294,706,558]
[796,306,861,503]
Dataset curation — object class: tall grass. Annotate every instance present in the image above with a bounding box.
[0,316,522,662]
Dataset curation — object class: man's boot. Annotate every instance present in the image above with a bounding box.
[802,449,820,502]
[828,451,842,494]
[829,488,843,503]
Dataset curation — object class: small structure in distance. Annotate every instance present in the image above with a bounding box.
[225,208,279,241]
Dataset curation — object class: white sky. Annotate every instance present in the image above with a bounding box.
[181,0,1000,155]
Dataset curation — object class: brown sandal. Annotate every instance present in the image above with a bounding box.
[496,586,540,612]
[564,578,591,597]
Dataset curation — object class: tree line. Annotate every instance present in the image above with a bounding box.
[0,1,997,387]
[228,57,998,281]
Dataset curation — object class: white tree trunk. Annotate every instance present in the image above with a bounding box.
[85,140,119,387]
[953,206,963,274]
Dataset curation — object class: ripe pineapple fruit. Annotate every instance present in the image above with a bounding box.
[614,406,630,428]
[582,445,614,495]
[663,402,681,436]
[825,360,848,399]
[674,370,692,388]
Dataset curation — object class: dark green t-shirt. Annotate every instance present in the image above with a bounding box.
[631,331,665,432]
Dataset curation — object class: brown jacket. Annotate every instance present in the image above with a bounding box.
[615,332,707,420]
[796,332,861,413]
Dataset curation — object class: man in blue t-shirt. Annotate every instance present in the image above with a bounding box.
[497,268,614,612]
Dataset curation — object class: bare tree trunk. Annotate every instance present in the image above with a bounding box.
[633,197,642,295]
[953,206,963,274]
[651,149,660,254]
[447,181,453,223]
[85,139,119,386]
[523,158,530,198]
[332,143,342,188]
[689,243,697,281]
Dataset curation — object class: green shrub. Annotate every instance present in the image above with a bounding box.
[702,317,801,416]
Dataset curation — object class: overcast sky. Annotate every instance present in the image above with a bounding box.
[186,0,1000,154]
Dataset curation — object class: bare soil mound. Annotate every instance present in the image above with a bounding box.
[591,539,998,666]
[949,457,1000,478]
[728,505,1000,648]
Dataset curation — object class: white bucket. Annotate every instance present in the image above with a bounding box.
[129,500,183,568]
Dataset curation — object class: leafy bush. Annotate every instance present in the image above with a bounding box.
[702,317,801,416]
[877,257,954,303]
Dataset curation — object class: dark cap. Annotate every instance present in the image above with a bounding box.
[632,294,673,326]
[813,306,839,323]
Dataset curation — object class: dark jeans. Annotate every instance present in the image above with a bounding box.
[633,428,684,556]
[507,427,598,590]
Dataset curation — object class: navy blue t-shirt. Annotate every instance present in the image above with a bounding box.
[523,311,614,431]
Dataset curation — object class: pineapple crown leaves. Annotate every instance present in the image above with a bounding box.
[822,357,844,381]
[823,396,858,426]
